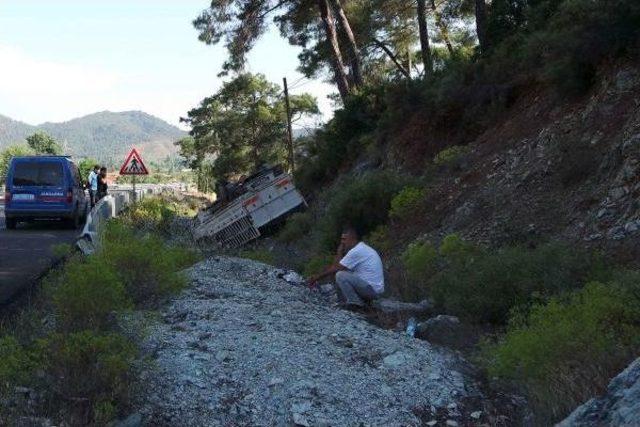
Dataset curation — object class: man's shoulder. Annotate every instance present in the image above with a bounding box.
[356,242,380,256]
[360,242,382,259]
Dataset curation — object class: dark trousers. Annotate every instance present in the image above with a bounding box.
[89,190,97,208]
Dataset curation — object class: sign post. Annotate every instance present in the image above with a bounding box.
[119,148,149,202]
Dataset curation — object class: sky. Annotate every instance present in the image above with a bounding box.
[0,0,334,129]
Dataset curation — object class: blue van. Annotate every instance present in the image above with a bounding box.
[4,156,88,229]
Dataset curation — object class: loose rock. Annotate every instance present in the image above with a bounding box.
[135,256,475,426]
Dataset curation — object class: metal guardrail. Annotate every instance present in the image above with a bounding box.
[76,185,170,254]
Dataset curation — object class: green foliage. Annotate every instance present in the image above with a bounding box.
[303,253,335,278]
[100,221,198,306]
[296,87,385,192]
[51,243,73,259]
[0,201,198,423]
[482,279,640,420]
[94,401,118,426]
[318,171,408,250]
[402,236,608,324]
[433,145,470,166]
[0,336,37,391]
[239,248,276,265]
[25,131,62,155]
[41,331,136,422]
[438,233,479,260]
[389,187,426,221]
[51,257,131,332]
[435,241,609,324]
[366,225,392,256]
[402,240,439,284]
[0,144,34,184]
[77,158,100,184]
[278,212,313,243]
[121,197,177,233]
[180,73,318,186]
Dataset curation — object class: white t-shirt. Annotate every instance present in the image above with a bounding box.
[339,242,384,293]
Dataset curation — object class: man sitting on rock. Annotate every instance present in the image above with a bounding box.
[307,226,384,309]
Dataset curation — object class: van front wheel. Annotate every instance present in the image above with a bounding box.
[5,218,17,230]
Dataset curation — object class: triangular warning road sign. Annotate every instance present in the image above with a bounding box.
[120,148,149,175]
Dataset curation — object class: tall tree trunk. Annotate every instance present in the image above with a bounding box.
[328,0,363,87]
[416,0,433,77]
[475,0,490,53]
[430,0,454,55]
[318,0,350,100]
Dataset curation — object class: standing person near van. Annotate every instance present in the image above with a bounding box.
[88,165,99,208]
[97,167,108,200]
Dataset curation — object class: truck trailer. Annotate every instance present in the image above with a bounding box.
[193,166,306,248]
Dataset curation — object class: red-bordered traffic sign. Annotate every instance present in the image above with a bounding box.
[119,148,149,175]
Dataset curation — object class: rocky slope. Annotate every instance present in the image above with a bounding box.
[132,257,486,426]
[393,63,640,265]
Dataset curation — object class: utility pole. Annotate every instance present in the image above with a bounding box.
[283,77,295,173]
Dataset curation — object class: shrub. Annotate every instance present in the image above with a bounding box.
[401,236,609,324]
[402,240,439,284]
[389,187,426,221]
[367,225,392,256]
[481,279,640,421]
[295,86,386,192]
[100,221,199,306]
[433,145,470,167]
[318,171,409,250]
[42,331,136,423]
[51,243,73,259]
[0,336,37,391]
[51,257,131,332]
[438,233,480,261]
[278,212,313,243]
[303,253,334,278]
[432,242,607,324]
[121,197,177,234]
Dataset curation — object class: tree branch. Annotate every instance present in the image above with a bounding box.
[372,38,411,79]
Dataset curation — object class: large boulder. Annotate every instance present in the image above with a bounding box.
[372,298,433,315]
[416,316,465,348]
[558,358,640,426]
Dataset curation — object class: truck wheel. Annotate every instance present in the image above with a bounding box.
[5,218,17,230]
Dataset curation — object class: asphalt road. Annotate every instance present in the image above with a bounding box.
[0,200,78,304]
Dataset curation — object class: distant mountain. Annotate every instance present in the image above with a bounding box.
[0,115,36,145]
[0,111,186,164]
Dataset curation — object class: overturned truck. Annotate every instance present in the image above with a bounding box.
[193,166,306,248]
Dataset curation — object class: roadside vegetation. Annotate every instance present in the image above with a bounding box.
[169,0,640,423]
[277,174,640,422]
[0,198,200,424]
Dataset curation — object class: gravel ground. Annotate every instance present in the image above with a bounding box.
[135,256,479,426]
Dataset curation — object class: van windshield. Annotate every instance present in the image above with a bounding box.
[12,162,64,187]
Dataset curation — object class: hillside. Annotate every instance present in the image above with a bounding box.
[0,111,186,163]
[0,114,35,145]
